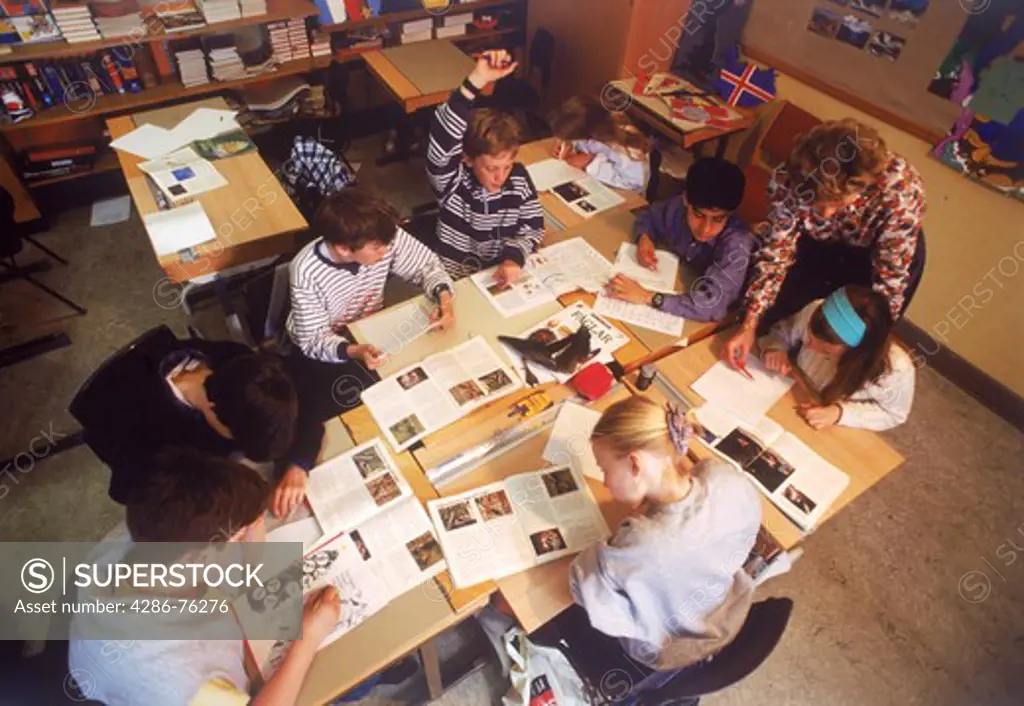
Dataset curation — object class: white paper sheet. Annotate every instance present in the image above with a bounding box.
[614,243,679,292]
[109,123,180,160]
[593,293,685,337]
[90,195,132,227]
[542,402,603,481]
[142,202,218,256]
[169,107,241,144]
[691,357,794,427]
[526,158,588,192]
[266,517,324,553]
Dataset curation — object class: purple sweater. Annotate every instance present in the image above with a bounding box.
[634,197,755,322]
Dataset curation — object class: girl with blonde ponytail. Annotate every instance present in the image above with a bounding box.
[567,396,762,675]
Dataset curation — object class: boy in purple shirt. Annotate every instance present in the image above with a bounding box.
[605,157,753,322]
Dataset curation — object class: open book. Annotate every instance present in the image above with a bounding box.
[594,242,687,336]
[694,404,850,531]
[427,464,609,588]
[470,237,613,318]
[137,146,228,207]
[526,157,626,218]
[362,337,523,452]
[500,302,630,385]
[241,441,446,679]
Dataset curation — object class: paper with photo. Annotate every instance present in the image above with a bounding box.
[471,266,558,318]
[613,243,679,292]
[526,158,589,193]
[769,434,849,530]
[691,356,793,426]
[551,174,626,219]
[306,439,412,536]
[543,402,603,481]
[501,302,630,385]
[142,202,218,256]
[362,336,523,452]
[529,238,613,296]
[427,464,608,588]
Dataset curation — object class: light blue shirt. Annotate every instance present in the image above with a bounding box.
[574,139,650,192]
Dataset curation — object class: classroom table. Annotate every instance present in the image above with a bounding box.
[106,97,306,285]
[605,77,756,157]
[363,40,477,115]
[632,332,905,551]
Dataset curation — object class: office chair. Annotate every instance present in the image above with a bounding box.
[0,186,86,317]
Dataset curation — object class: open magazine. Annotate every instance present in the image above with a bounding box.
[362,336,523,452]
[551,175,626,218]
[241,442,446,679]
[470,237,613,318]
[693,404,850,531]
[427,464,609,588]
[500,302,630,384]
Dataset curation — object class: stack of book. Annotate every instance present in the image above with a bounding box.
[399,17,432,44]
[309,29,329,59]
[20,141,98,182]
[435,12,472,39]
[206,37,244,81]
[195,0,239,24]
[90,0,142,40]
[173,41,208,86]
[50,2,102,44]
[238,0,265,18]
[333,25,383,60]
[286,17,309,59]
[266,19,292,63]
[155,1,207,33]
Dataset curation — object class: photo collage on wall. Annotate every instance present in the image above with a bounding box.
[807,0,929,63]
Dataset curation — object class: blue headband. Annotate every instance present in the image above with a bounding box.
[821,289,866,346]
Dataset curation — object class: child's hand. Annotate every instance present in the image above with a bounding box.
[429,292,456,332]
[762,349,792,376]
[552,140,572,160]
[606,274,652,305]
[469,50,518,88]
[301,586,341,645]
[270,465,308,518]
[565,152,595,170]
[346,344,388,370]
[495,260,522,286]
[636,234,659,270]
[797,403,842,430]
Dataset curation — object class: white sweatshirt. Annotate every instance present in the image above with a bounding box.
[759,300,916,431]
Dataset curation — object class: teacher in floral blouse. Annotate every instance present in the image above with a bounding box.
[724,119,927,370]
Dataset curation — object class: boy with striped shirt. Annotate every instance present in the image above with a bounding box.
[286,187,455,421]
[427,49,545,283]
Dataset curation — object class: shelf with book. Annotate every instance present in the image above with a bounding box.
[25,148,121,188]
[0,55,330,132]
[321,0,522,33]
[0,0,320,65]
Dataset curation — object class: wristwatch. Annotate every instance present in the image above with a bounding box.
[651,293,665,310]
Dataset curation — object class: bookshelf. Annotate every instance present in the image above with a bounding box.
[321,0,521,32]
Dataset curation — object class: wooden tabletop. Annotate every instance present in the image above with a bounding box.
[364,40,480,114]
[106,97,306,283]
[606,78,756,150]
[637,333,905,550]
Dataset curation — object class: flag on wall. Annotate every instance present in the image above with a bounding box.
[714,47,777,108]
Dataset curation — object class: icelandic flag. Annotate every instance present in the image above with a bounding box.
[714,47,777,108]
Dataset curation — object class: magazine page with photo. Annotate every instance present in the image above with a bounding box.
[306,439,413,535]
[471,266,558,318]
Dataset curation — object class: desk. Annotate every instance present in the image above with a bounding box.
[364,40,476,115]
[414,386,635,634]
[635,333,905,550]
[605,77,756,157]
[106,97,306,284]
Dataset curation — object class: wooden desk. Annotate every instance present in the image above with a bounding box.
[636,334,905,550]
[106,97,306,283]
[363,40,476,114]
[416,386,635,634]
[605,78,756,157]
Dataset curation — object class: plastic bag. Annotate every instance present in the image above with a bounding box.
[502,627,594,706]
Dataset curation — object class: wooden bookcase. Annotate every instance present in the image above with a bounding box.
[0,0,529,190]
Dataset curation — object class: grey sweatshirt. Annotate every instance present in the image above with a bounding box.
[570,460,762,670]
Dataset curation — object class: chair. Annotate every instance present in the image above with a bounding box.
[636,598,795,705]
[486,28,557,139]
[0,186,86,317]
[240,258,292,350]
[746,100,822,170]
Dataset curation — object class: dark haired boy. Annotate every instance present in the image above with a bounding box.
[604,157,754,322]
[69,448,340,706]
[286,186,454,416]
[82,340,308,514]
[427,49,544,283]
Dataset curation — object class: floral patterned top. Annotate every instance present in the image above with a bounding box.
[746,154,926,321]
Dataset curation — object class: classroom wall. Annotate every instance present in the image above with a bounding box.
[772,74,1024,397]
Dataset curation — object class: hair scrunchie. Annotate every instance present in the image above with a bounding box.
[665,402,693,456]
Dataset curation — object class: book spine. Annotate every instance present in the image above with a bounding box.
[100,52,124,94]
[114,46,141,93]
[39,63,64,103]
[80,58,102,95]
[23,61,54,108]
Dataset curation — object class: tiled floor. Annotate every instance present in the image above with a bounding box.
[1,139,1021,705]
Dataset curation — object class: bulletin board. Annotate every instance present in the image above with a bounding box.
[740,0,975,139]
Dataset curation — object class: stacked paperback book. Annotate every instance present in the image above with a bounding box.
[267,18,309,63]
[173,42,208,86]
[90,0,142,40]
[154,1,206,33]
[238,0,265,18]
[266,19,292,63]
[309,30,330,59]
[286,17,309,58]
[399,17,431,44]
[50,2,102,44]
[435,12,472,39]
[195,0,239,24]
[207,43,244,81]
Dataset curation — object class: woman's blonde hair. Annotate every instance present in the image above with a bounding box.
[591,397,674,457]
[786,119,889,203]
